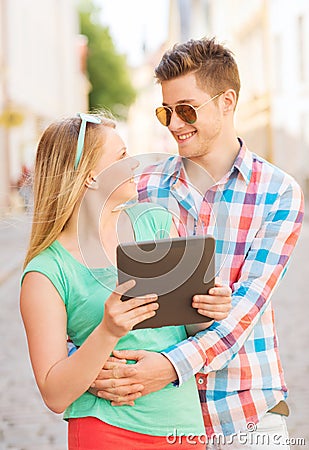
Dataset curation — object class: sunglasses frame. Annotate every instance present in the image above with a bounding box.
[75,112,102,169]
[155,91,225,127]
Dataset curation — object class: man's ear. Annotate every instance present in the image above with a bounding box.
[222,89,237,114]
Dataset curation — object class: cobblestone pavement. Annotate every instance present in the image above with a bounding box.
[0,212,308,449]
[0,214,67,450]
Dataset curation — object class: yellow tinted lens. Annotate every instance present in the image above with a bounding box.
[156,107,171,126]
[175,104,197,124]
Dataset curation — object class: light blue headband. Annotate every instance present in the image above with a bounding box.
[75,113,102,169]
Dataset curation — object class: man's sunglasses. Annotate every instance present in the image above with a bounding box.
[155,91,224,127]
[75,112,102,169]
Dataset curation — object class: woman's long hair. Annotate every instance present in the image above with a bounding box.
[23,114,115,268]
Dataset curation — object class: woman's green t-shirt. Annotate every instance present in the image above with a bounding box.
[22,203,204,437]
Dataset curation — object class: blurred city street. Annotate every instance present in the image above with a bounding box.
[0,208,308,450]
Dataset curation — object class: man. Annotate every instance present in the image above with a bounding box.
[91,38,304,448]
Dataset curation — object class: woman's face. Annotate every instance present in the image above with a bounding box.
[95,127,139,205]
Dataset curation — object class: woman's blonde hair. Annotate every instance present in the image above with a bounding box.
[23,113,115,268]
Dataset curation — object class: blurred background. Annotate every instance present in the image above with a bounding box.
[0,0,308,449]
[1,0,309,212]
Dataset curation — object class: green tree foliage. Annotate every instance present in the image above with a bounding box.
[78,1,136,118]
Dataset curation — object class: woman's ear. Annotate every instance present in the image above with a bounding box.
[222,89,237,114]
[85,174,99,190]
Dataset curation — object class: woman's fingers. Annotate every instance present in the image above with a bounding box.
[125,293,158,311]
[113,279,136,298]
[127,300,159,326]
[112,280,158,311]
[103,286,159,337]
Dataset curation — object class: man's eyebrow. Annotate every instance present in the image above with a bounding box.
[162,99,196,106]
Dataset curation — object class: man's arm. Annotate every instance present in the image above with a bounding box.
[89,351,178,406]
[161,181,304,384]
[91,180,303,402]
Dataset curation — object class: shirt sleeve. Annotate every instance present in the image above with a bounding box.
[21,253,68,304]
[162,180,304,385]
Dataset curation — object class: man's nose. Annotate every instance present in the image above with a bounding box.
[168,109,186,130]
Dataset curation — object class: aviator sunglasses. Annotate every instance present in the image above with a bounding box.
[74,112,102,169]
[155,91,224,127]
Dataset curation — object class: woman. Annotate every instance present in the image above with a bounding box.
[20,112,231,449]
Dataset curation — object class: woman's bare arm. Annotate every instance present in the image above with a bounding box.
[20,272,158,413]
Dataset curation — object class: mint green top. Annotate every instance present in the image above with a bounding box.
[22,203,204,436]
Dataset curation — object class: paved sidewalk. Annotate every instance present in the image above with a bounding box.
[0,274,67,450]
[0,213,32,284]
[0,211,308,449]
[272,218,309,448]
[0,213,67,450]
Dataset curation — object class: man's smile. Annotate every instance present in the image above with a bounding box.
[176,131,197,142]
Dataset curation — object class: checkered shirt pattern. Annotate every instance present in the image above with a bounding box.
[137,139,304,437]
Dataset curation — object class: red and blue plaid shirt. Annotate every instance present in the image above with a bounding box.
[137,139,304,437]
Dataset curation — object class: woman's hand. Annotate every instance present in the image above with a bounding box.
[192,277,232,320]
[101,280,159,338]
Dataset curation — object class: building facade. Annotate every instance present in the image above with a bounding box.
[205,0,309,192]
[0,0,89,213]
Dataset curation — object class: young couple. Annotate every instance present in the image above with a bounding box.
[20,38,304,449]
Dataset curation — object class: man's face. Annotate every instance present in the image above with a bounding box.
[160,73,223,159]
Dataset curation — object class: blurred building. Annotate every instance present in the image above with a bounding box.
[0,0,89,213]
[126,47,176,158]
[203,0,309,193]
[180,0,309,195]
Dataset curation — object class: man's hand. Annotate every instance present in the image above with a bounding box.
[89,350,177,406]
[192,277,232,320]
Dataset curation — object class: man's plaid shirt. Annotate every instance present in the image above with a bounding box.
[137,139,304,437]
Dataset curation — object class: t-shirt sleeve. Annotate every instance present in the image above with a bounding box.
[138,202,173,239]
[152,205,173,239]
[127,202,173,242]
[21,251,68,304]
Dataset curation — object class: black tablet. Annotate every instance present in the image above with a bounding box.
[116,235,215,329]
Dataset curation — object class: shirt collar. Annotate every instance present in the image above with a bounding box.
[231,138,252,185]
[157,138,253,213]
[155,156,198,219]
[165,138,252,187]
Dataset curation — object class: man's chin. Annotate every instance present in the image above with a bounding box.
[178,148,203,159]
